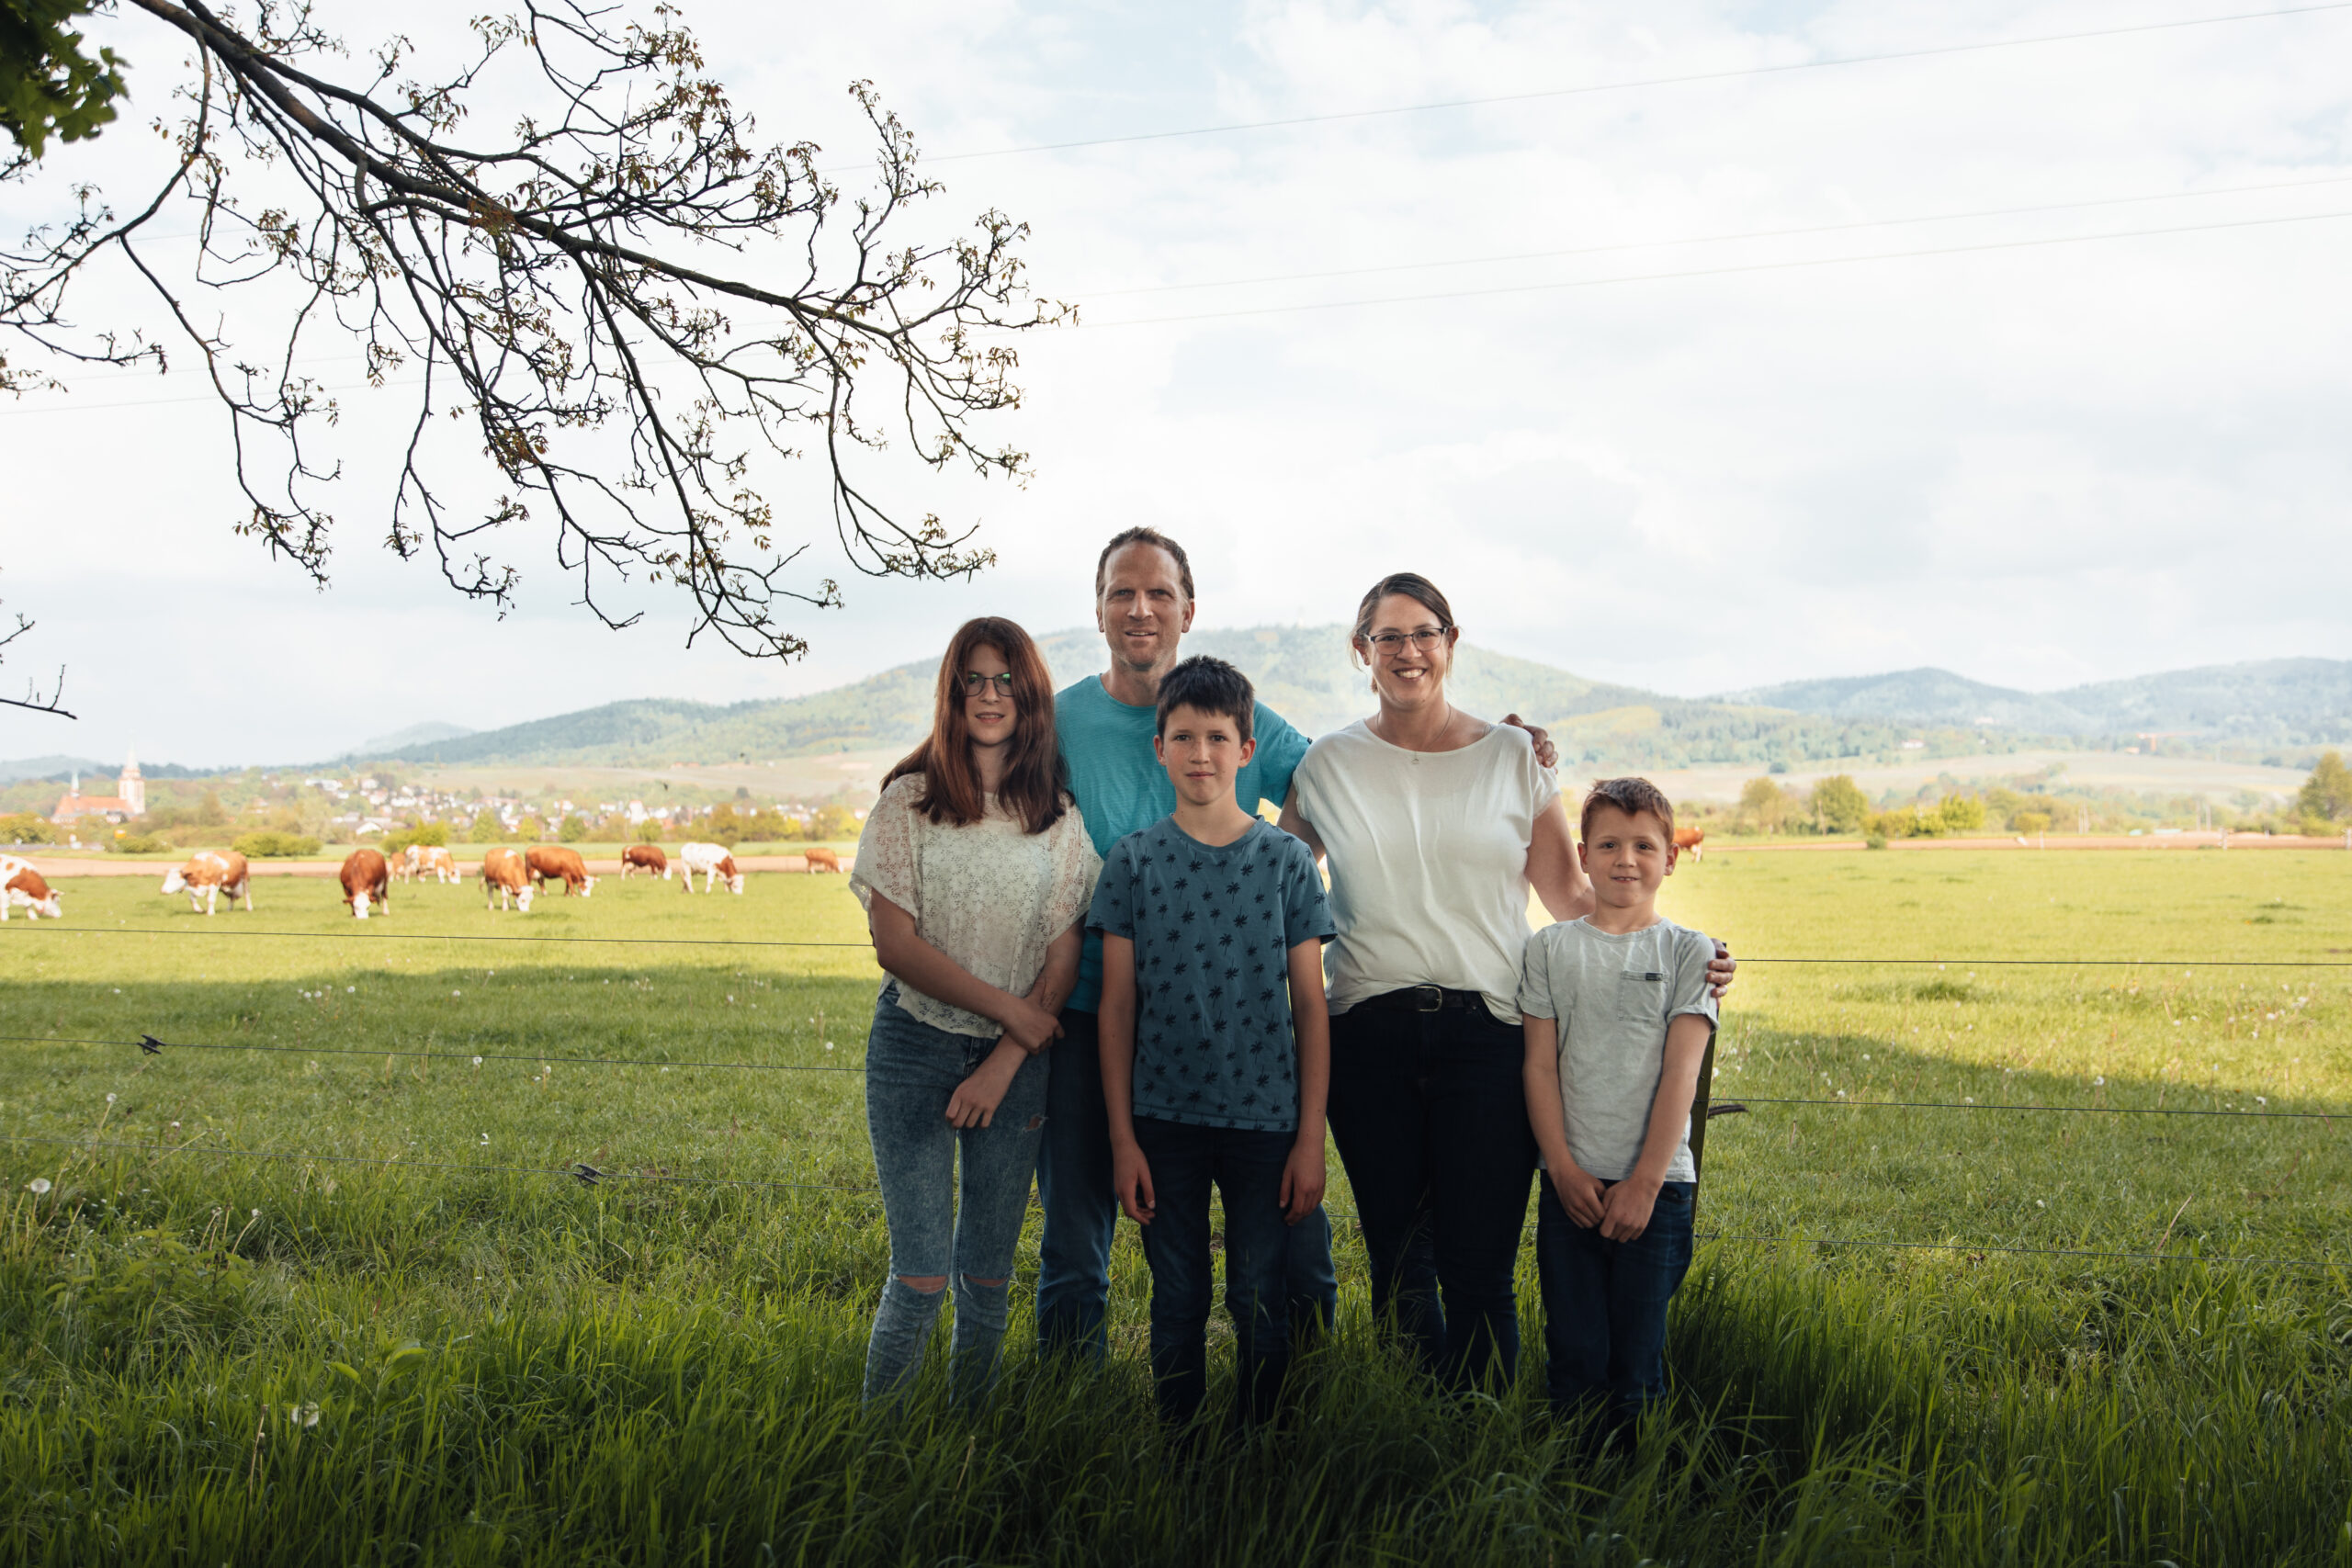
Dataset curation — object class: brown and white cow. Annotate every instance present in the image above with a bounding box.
[802,845,842,874]
[524,844,596,897]
[161,850,253,915]
[388,844,418,884]
[621,843,669,879]
[678,840,742,894]
[416,845,460,884]
[481,846,535,912]
[1673,827,1706,863]
[340,848,390,919]
[0,855,62,919]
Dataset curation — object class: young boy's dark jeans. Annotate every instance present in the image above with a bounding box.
[1130,1115,1296,1430]
[1535,1178,1695,1440]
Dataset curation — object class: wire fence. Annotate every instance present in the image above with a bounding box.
[4,1031,2338,1122]
[6,926,2344,1277]
[12,923,2352,964]
[7,1133,2338,1274]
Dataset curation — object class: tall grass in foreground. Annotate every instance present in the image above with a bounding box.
[3,1153,2346,1566]
[3,859,2348,1562]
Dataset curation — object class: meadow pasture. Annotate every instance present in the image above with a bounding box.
[2,851,2347,1564]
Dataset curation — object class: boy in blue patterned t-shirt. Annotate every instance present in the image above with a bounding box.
[1090,656,1334,1432]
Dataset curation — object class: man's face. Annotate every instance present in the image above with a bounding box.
[1578,804,1677,908]
[1096,543,1194,674]
[1154,704,1255,808]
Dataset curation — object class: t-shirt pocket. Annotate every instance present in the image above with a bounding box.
[1619,968,1667,1026]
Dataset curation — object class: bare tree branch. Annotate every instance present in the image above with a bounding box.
[5,0,1068,659]
[0,604,75,718]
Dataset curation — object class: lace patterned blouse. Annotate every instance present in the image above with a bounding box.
[849,773,1102,1038]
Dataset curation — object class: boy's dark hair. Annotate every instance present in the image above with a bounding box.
[1095,526,1195,603]
[1156,655,1254,744]
[1580,777,1676,842]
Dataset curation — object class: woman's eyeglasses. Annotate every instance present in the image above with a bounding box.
[1362,626,1451,654]
[960,671,1017,696]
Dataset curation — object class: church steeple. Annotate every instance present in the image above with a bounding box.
[119,749,145,817]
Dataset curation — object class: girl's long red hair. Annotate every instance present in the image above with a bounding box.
[881,617,1069,833]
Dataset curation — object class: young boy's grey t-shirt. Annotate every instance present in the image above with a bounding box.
[1087,817,1333,1133]
[1517,917,1719,1183]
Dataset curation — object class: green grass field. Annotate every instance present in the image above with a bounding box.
[3,852,2347,1564]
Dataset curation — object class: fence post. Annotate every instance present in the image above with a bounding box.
[1688,1033,1719,1228]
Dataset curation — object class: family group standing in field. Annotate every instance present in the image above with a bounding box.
[848,528,1736,1448]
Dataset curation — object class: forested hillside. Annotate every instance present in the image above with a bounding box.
[1726,658,2352,745]
[371,626,2019,773]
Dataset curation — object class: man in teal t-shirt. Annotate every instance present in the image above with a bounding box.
[1037,527,1552,1358]
[1038,528,1320,1357]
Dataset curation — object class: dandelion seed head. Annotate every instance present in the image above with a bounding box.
[26,1178,51,1194]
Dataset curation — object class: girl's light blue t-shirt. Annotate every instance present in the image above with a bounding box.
[1055,674,1311,1012]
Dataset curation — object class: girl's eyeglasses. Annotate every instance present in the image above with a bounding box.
[960,671,1016,696]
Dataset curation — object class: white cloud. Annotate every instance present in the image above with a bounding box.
[3,0,2347,764]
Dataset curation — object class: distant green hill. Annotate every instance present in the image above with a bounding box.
[370,626,2018,774]
[1724,658,2352,745]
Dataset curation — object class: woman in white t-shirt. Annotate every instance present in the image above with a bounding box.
[850,616,1101,1408]
[1279,572,1597,1394]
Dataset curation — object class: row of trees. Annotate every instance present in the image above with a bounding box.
[1708,752,2352,840]
[452,801,859,847]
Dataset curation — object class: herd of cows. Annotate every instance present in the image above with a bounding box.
[0,840,850,922]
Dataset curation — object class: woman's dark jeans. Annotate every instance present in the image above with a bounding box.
[1327,998,1537,1393]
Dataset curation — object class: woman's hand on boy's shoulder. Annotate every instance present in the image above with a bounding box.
[1705,940,1736,999]
[1500,714,1557,769]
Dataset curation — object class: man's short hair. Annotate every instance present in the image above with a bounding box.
[1095,526,1195,604]
[1580,777,1676,843]
[1156,655,1254,744]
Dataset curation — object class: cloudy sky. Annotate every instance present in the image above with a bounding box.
[6,0,2348,767]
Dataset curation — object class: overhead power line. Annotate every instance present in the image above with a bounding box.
[912,3,2352,165]
[1088,173,2352,298]
[6,204,2346,411]
[1082,208,2352,329]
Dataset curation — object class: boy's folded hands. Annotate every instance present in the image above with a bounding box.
[1596,1176,1660,1243]
[1551,1162,1608,1230]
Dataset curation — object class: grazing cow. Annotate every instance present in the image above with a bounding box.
[678,840,743,895]
[1673,827,1706,863]
[621,843,670,879]
[340,848,390,919]
[416,845,460,884]
[390,844,420,884]
[802,845,842,874]
[161,851,253,915]
[481,846,535,912]
[524,844,596,897]
[0,856,62,919]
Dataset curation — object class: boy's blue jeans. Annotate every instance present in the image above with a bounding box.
[861,987,1049,1408]
[1534,1177,1695,1437]
[1035,1007,1336,1358]
[1129,1114,1298,1429]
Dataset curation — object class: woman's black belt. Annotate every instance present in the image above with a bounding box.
[1355,985,1491,1014]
